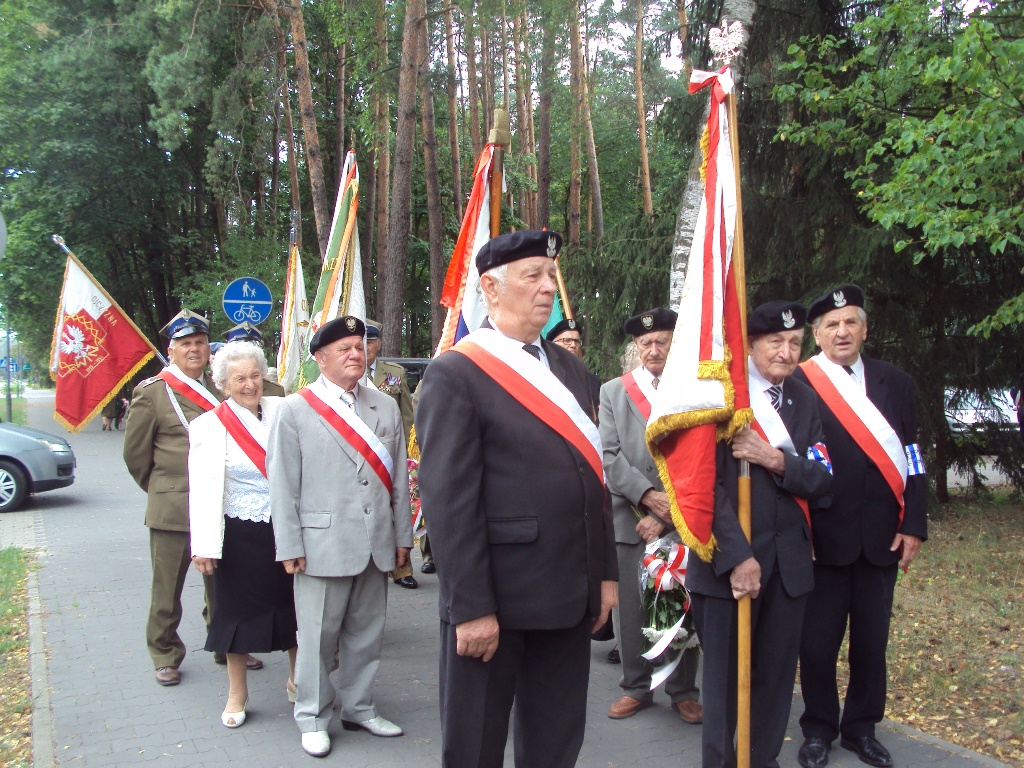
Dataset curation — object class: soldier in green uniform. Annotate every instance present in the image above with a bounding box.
[365,319,432,587]
[223,322,285,396]
[124,310,262,686]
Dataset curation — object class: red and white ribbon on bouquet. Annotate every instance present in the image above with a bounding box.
[643,542,688,592]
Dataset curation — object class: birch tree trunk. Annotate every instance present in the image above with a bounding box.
[669,0,756,305]
[381,0,423,353]
[635,0,654,216]
[419,15,446,345]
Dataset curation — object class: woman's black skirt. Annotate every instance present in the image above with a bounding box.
[205,515,297,654]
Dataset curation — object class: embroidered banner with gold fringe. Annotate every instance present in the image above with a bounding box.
[645,66,751,563]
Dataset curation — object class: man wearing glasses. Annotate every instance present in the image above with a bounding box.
[547,317,601,419]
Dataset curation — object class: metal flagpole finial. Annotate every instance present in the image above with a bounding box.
[51,234,72,254]
[709,19,746,66]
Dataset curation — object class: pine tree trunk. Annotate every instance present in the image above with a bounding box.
[577,12,604,239]
[668,0,756,305]
[536,15,556,229]
[381,0,423,354]
[336,42,347,188]
[567,5,583,248]
[419,15,446,346]
[267,3,303,249]
[283,0,331,257]
[635,0,654,216]
[465,2,483,158]
[444,4,464,220]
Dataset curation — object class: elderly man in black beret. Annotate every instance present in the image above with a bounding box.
[269,315,412,757]
[687,300,833,768]
[793,286,927,768]
[416,230,617,768]
[547,316,602,418]
[601,307,703,723]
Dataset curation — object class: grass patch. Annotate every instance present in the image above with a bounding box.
[0,548,34,768]
[884,493,1023,765]
[0,395,26,425]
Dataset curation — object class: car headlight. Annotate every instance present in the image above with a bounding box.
[36,438,71,454]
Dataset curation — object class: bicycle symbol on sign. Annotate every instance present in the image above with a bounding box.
[232,304,262,322]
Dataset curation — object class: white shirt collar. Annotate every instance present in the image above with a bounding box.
[487,317,549,369]
[319,374,358,403]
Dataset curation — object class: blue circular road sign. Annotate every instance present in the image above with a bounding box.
[222,277,273,325]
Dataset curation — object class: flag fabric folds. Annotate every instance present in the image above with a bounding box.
[276,235,310,394]
[299,150,366,385]
[50,254,159,432]
[436,144,498,356]
[645,66,751,563]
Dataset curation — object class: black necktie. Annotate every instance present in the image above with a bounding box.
[767,385,783,413]
[843,365,854,376]
[523,344,541,361]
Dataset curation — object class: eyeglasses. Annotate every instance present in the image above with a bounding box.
[556,337,582,347]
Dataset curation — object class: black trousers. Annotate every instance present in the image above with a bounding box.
[799,555,898,741]
[691,567,808,768]
[438,617,591,768]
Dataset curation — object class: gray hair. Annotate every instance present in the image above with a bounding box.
[211,341,269,390]
[481,263,509,308]
[809,306,867,329]
[620,341,640,373]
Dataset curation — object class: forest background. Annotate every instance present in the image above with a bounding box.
[0,0,1022,494]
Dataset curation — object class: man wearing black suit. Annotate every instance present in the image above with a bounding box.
[547,317,601,417]
[416,230,617,768]
[687,301,833,768]
[793,286,928,768]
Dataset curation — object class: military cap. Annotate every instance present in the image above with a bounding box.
[161,309,210,340]
[476,230,562,275]
[807,284,865,324]
[365,319,382,340]
[223,322,263,343]
[623,307,677,337]
[546,317,583,342]
[208,341,225,356]
[309,315,365,355]
[748,301,807,336]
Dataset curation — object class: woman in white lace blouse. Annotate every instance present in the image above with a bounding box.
[188,342,297,728]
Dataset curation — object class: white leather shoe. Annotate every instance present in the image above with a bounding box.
[341,715,403,737]
[301,730,331,757]
[220,698,247,729]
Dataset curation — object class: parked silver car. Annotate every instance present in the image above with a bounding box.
[944,389,1017,436]
[0,421,76,512]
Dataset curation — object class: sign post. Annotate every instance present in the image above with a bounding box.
[222,277,273,326]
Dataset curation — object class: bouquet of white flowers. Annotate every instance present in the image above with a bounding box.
[638,533,699,686]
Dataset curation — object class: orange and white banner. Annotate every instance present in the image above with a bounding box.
[645,67,751,562]
[50,254,159,432]
[277,238,309,394]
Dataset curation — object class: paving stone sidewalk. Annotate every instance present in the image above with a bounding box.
[8,393,1008,767]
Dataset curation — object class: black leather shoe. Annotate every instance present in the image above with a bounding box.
[420,562,436,574]
[798,737,832,768]
[841,736,892,767]
[394,576,419,589]
[606,647,621,664]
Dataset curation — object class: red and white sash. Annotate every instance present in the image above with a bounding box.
[298,379,395,494]
[452,328,604,484]
[622,370,652,421]
[800,353,908,519]
[159,365,219,412]
[214,400,268,478]
[748,361,810,530]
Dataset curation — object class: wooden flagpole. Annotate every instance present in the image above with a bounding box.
[488,106,511,238]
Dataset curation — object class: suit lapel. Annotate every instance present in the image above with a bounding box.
[303,397,362,469]
[863,356,886,410]
[358,387,381,434]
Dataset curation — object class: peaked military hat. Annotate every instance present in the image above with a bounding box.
[223,322,263,343]
[160,309,210,340]
[364,319,382,340]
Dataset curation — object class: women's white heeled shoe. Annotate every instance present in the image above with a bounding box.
[221,699,248,728]
[286,678,298,703]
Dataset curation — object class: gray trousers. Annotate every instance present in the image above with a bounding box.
[617,539,701,702]
[292,562,387,733]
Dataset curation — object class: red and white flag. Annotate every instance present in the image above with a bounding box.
[50,254,159,432]
[645,67,751,563]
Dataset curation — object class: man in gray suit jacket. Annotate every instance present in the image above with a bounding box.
[600,307,703,724]
[269,315,413,759]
